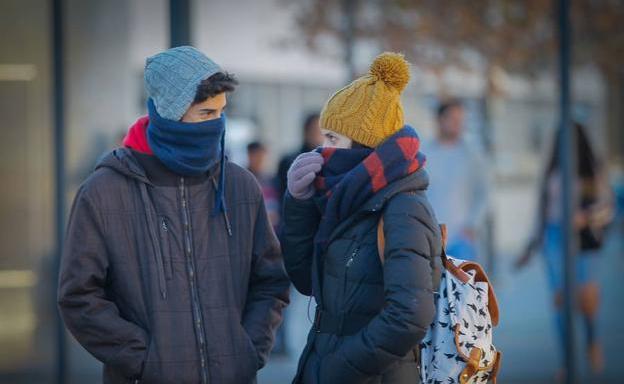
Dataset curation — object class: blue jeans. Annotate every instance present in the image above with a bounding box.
[543,223,598,292]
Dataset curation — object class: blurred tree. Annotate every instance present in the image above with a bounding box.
[290,0,624,162]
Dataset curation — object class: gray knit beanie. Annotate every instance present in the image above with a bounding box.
[144,46,222,121]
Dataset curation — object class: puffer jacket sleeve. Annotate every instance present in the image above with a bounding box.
[242,196,291,369]
[280,192,321,296]
[57,186,149,380]
[320,192,440,382]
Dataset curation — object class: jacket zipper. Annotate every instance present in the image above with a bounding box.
[343,247,358,297]
[160,218,173,279]
[138,182,167,299]
[338,246,359,334]
[179,177,209,384]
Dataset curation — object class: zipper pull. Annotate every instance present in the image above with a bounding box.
[161,219,168,232]
[346,248,358,267]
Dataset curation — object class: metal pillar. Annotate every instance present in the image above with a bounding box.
[170,0,192,47]
[557,0,577,382]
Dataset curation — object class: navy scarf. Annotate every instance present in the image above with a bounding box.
[313,126,426,251]
[147,98,227,213]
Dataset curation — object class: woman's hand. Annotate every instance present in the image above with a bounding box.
[287,151,324,200]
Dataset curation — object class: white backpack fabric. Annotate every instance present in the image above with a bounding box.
[377,222,501,384]
[419,252,501,384]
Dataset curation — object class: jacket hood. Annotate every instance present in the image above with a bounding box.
[96,148,151,185]
[122,115,152,154]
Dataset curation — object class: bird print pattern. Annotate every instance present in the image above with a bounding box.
[420,255,500,384]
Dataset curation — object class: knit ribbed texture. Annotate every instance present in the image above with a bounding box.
[144,46,222,121]
[320,52,410,148]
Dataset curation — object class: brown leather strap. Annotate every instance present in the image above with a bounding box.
[438,224,471,283]
[377,217,385,263]
[491,351,502,383]
[454,325,496,370]
[440,224,448,249]
[455,323,501,383]
[457,261,500,326]
[442,255,471,284]
[459,347,482,384]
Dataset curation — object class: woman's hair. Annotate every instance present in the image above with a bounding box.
[547,122,599,179]
[351,141,372,150]
[193,72,238,104]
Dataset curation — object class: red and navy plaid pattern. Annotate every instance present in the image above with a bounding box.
[313,125,426,250]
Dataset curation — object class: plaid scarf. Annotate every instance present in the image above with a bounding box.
[313,125,426,251]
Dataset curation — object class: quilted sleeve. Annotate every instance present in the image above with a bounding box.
[320,192,441,381]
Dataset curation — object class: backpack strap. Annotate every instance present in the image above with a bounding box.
[438,224,473,284]
[439,223,448,248]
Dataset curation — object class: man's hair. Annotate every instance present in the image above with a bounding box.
[302,112,320,134]
[193,72,238,104]
[247,141,265,153]
[437,99,463,118]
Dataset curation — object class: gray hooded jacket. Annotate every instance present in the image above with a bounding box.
[58,148,289,384]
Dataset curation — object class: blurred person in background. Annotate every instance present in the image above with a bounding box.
[517,122,614,379]
[247,140,287,356]
[276,112,323,204]
[282,53,439,384]
[58,46,289,384]
[247,141,280,229]
[423,100,490,262]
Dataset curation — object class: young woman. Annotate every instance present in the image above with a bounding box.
[282,52,441,384]
[517,122,614,379]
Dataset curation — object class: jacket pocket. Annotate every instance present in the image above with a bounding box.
[137,339,156,383]
[158,217,173,280]
[241,326,260,369]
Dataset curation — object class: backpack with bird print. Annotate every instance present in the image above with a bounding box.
[377,221,502,384]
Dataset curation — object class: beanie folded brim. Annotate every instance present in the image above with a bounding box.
[321,114,404,148]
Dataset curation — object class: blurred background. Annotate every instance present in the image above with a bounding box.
[0,0,622,383]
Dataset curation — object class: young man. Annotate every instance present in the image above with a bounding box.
[58,46,290,384]
[423,100,490,261]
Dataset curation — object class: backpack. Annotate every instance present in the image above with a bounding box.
[377,220,502,384]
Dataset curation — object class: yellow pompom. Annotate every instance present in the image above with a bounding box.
[369,52,410,92]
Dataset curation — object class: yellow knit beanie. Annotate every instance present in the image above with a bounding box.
[320,52,410,148]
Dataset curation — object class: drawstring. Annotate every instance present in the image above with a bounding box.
[213,132,227,215]
[211,176,232,237]
[138,182,168,299]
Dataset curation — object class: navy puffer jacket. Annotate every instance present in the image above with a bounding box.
[282,169,441,384]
